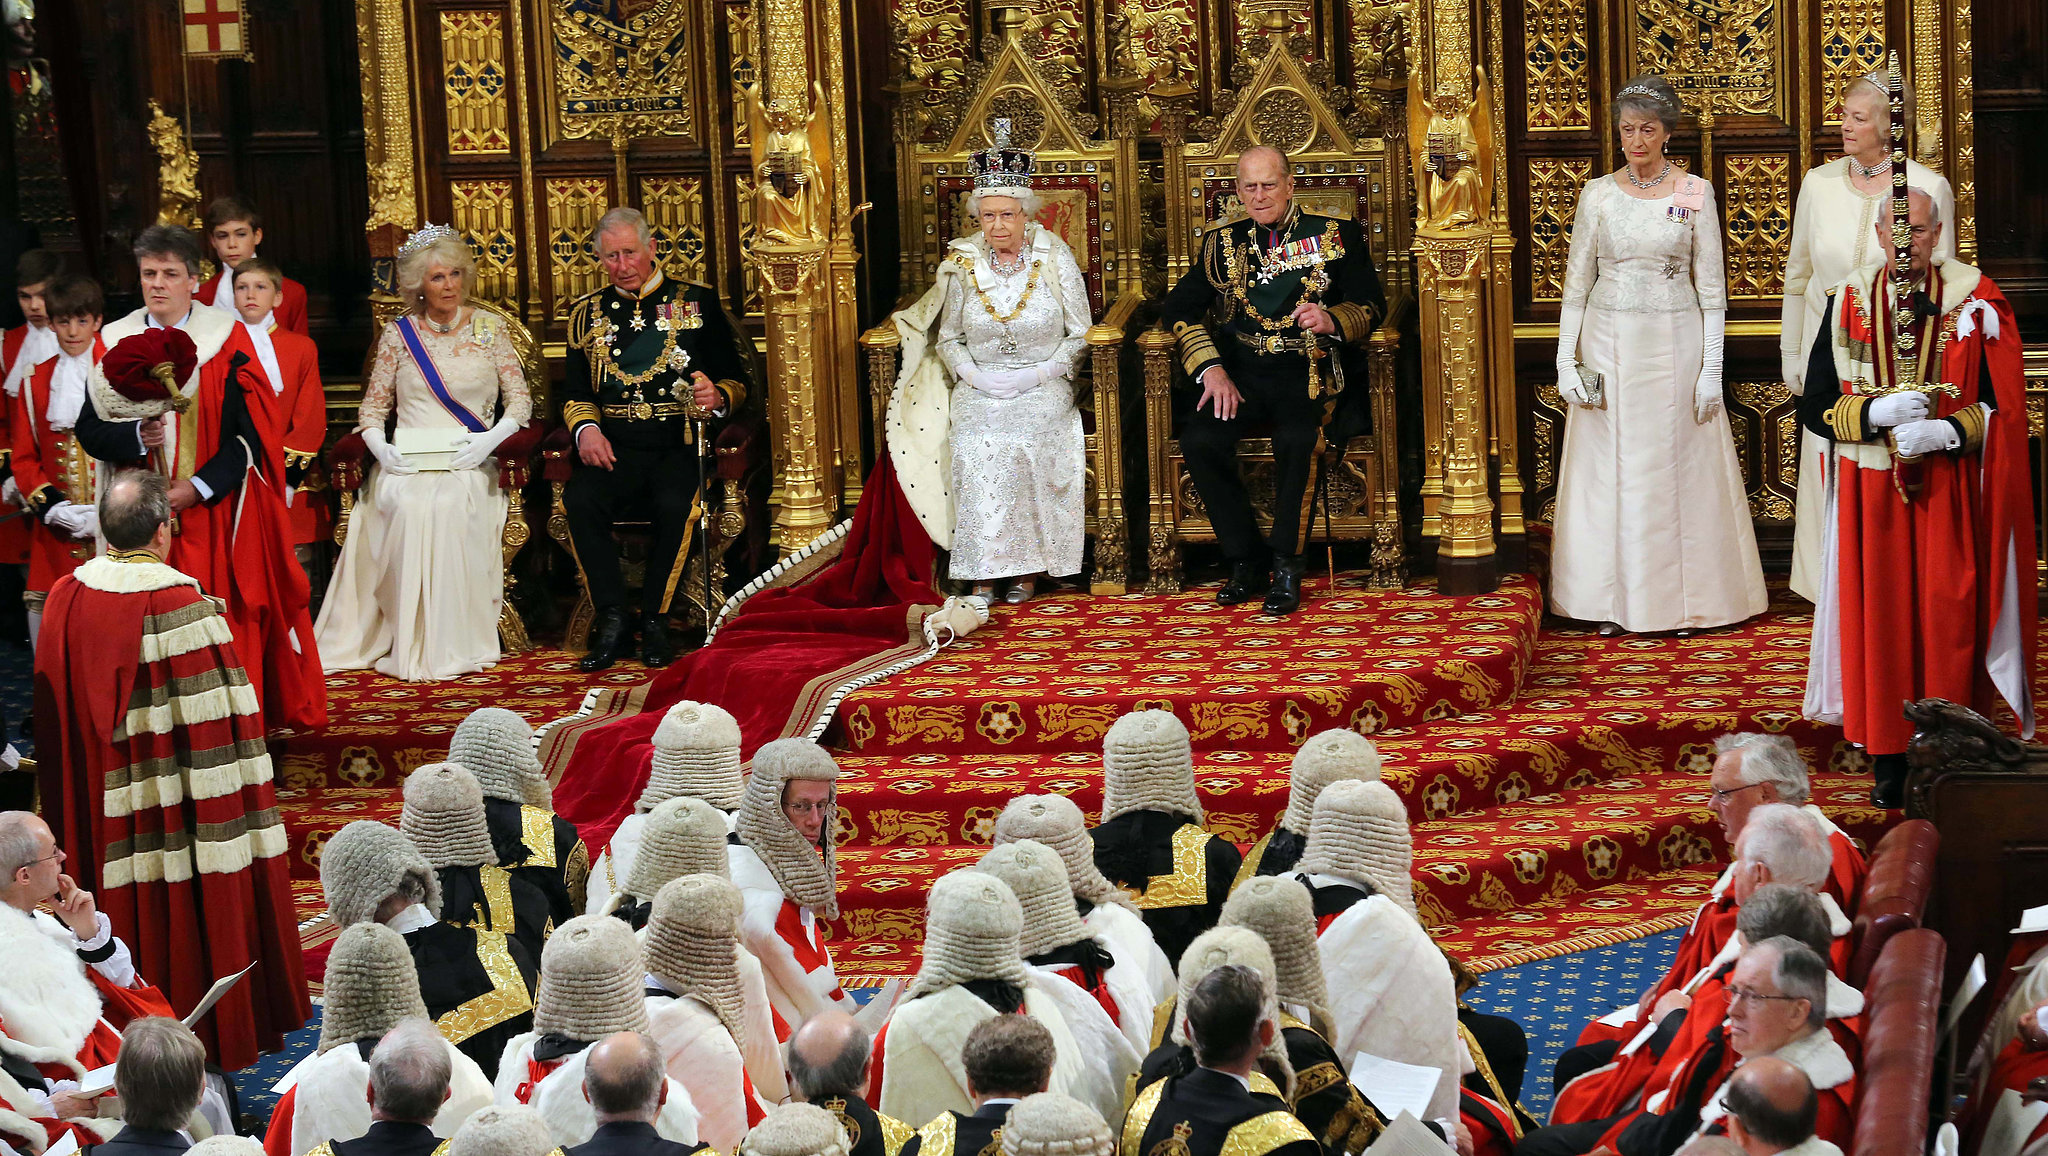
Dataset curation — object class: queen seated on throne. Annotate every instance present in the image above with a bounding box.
[888,120,1095,605]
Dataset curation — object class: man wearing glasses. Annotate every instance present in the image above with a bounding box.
[1705,735,1865,907]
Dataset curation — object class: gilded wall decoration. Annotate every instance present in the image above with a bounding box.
[1720,154,1791,299]
[1817,0,1886,125]
[639,176,708,285]
[1348,0,1410,93]
[894,0,972,119]
[440,11,512,154]
[1730,380,1796,521]
[545,0,696,143]
[735,174,763,315]
[451,179,520,308]
[1022,4,1089,91]
[545,176,610,317]
[1108,0,1199,94]
[1628,0,1781,118]
[1527,157,1591,301]
[727,3,759,148]
[1524,0,1590,131]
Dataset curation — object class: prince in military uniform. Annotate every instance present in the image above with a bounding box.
[1161,145,1385,615]
[563,207,755,671]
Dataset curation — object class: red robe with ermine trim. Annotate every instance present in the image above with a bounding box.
[1807,261,2035,754]
[12,341,104,594]
[33,554,310,1070]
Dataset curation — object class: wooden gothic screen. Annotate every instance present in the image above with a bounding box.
[1497,0,1975,539]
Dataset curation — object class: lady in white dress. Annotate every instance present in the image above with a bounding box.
[888,121,1092,605]
[316,226,532,679]
[1780,69,1955,601]
[1550,75,1766,635]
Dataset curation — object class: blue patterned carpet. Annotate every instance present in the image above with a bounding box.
[226,929,1684,1131]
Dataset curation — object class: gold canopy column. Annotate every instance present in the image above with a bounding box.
[1409,0,1498,594]
[746,0,844,555]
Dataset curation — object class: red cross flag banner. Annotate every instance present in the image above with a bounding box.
[183,0,252,60]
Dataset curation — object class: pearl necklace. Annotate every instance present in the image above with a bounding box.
[425,311,458,335]
[1849,155,1891,180]
[1625,161,1673,190]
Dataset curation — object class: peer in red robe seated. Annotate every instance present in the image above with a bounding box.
[1516,939,1855,1156]
[1798,186,2035,807]
[31,471,308,1073]
[1705,735,1865,909]
[0,811,175,1153]
[73,224,325,734]
[1964,995,2048,1156]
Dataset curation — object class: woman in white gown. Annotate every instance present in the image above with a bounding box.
[1550,75,1766,635]
[316,226,532,679]
[1780,69,1955,601]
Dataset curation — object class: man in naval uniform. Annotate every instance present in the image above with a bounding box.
[563,207,755,671]
[1161,145,1386,615]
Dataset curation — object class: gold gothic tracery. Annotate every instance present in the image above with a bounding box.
[440,11,512,154]
[451,179,520,308]
[1818,0,1887,124]
[544,0,697,142]
[545,176,609,316]
[1526,158,1589,302]
[1524,0,1590,131]
[1720,155,1792,300]
[639,176,709,286]
[1628,0,1783,118]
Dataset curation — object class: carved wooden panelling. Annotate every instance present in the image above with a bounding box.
[727,2,759,148]
[1722,154,1793,299]
[451,179,520,308]
[545,0,696,142]
[639,176,708,286]
[735,174,763,315]
[439,11,512,154]
[1527,158,1592,301]
[1627,0,1782,118]
[546,176,610,317]
[1818,0,1888,124]
[1525,0,1592,131]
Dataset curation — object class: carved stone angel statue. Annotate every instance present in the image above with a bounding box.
[744,80,831,245]
[1406,67,1493,232]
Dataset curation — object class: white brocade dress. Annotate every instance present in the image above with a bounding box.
[1550,177,1766,632]
[315,312,532,680]
[937,229,1092,580]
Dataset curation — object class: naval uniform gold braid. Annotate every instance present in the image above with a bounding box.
[1222,222,1345,333]
[589,302,687,395]
[435,930,533,1043]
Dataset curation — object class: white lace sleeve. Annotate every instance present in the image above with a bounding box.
[357,323,404,433]
[935,273,974,381]
[1051,246,1093,372]
[486,322,534,427]
[1560,181,1601,309]
[1691,182,1728,311]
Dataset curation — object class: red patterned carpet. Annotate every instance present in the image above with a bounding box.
[280,571,1905,985]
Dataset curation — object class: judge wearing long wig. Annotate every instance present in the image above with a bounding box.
[887,119,1093,604]
[315,224,532,681]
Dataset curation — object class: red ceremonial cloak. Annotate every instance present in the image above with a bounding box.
[34,554,310,1070]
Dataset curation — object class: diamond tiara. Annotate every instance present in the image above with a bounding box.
[397,222,462,259]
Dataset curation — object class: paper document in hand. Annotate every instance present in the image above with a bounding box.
[185,960,260,1028]
[1979,1090,2048,1156]
[44,1130,80,1156]
[76,1063,116,1097]
[1365,1112,1456,1156]
[1946,953,1988,1036]
[1597,1002,1639,1027]
[1349,1052,1444,1123]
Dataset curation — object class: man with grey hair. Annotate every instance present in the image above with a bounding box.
[1707,735,1863,903]
[304,1018,458,1156]
[1159,142,1387,615]
[786,1010,913,1156]
[564,1032,702,1156]
[33,469,311,1075]
[74,221,325,734]
[92,1018,208,1156]
[1796,177,2034,808]
[560,204,756,671]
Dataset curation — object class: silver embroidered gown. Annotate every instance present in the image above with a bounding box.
[936,228,1093,580]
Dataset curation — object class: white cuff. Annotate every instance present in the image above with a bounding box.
[190,476,215,502]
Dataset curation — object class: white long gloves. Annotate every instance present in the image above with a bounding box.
[43,501,96,538]
[450,414,523,471]
[960,359,1072,400]
[1554,305,1592,407]
[1694,309,1726,424]
[361,427,416,476]
[1868,392,1930,428]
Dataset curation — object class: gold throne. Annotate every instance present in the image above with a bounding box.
[859,6,1143,594]
[1140,27,1405,594]
[332,298,547,653]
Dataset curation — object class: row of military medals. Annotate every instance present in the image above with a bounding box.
[1239,231,1336,400]
[597,302,708,426]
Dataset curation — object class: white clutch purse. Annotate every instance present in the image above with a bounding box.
[393,427,471,471]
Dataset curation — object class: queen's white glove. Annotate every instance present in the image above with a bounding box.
[973,366,1042,400]
[449,414,522,471]
[44,501,96,538]
[1868,392,1931,429]
[1,477,19,507]
[1694,309,1726,423]
[361,427,416,476]
[1891,418,1961,457]
[1035,359,1074,388]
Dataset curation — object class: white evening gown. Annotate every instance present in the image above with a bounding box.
[1780,158,1954,601]
[315,311,532,680]
[1549,176,1766,632]
[937,226,1092,581]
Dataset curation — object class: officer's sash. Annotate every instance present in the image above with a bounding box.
[395,314,489,432]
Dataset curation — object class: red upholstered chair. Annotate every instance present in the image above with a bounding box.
[1852,928,1946,1156]
[1848,819,1941,988]
[541,412,767,653]
[327,298,548,653]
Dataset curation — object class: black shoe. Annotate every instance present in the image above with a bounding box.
[640,615,676,668]
[1262,554,1305,615]
[579,608,632,672]
[1871,753,1908,809]
[1217,560,1269,606]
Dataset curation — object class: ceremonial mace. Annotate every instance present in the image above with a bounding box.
[1879,51,1954,499]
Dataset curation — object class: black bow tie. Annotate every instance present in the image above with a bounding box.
[1911,290,1939,318]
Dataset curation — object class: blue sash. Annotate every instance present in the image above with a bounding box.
[395,315,488,432]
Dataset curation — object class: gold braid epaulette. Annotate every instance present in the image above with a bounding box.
[566,293,600,352]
